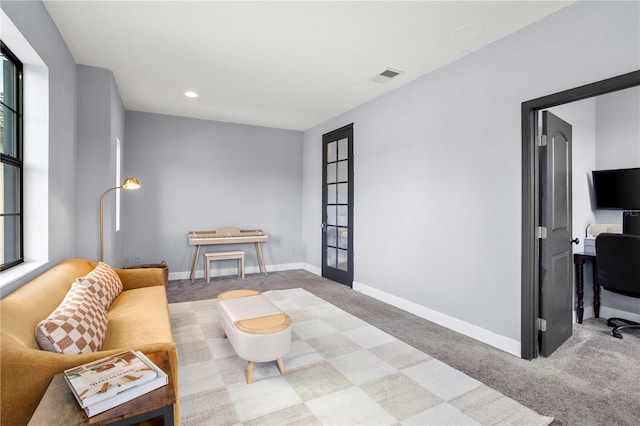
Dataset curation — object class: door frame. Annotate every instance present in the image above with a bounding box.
[521,70,640,360]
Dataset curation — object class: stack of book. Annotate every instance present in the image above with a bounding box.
[63,349,168,417]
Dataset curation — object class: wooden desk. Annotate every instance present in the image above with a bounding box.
[188,227,268,282]
[573,252,600,324]
[28,352,175,426]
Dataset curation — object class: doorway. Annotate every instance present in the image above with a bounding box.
[322,124,354,287]
[521,70,640,360]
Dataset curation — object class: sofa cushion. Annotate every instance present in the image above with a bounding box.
[77,262,123,310]
[35,282,109,354]
[100,286,173,350]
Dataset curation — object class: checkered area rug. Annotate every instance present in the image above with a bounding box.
[169,288,553,425]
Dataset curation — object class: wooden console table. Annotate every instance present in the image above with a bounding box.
[573,252,600,324]
[28,351,175,426]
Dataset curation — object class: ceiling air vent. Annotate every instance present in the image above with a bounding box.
[369,68,403,83]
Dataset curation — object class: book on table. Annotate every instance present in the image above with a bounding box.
[63,349,168,417]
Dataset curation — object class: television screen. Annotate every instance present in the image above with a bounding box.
[592,167,640,210]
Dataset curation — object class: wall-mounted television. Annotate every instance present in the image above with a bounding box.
[592,167,640,210]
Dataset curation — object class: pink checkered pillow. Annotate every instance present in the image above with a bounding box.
[76,262,123,310]
[35,282,108,354]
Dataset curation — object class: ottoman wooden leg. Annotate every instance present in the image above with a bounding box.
[276,358,286,376]
[246,361,254,384]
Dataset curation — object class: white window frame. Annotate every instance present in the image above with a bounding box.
[1,10,50,293]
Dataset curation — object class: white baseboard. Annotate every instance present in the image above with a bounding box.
[168,262,303,281]
[352,281,521,357]
[302,263,321,276]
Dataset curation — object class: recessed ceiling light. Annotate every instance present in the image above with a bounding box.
[184,91,198,98]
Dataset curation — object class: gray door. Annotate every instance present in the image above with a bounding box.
[539,111,573,357]
[322,124,354,287]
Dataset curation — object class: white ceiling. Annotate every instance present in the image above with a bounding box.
[43,1,574,131]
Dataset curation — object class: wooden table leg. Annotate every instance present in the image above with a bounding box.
[246,361,254,384]
[190,245,201,283]
[255,242,267,276]
[574,258,585,324]
[593,259,600,318]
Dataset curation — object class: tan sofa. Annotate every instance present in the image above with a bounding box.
[0,258,179,425]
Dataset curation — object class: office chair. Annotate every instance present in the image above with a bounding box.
[595,233,640,338]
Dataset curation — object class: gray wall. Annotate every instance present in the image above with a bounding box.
[1,1,77,294]
[75,65,126,265]
[301,0,640,349]
[123,112,303,277]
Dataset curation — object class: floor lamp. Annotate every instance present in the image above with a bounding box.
[99,177,141,262]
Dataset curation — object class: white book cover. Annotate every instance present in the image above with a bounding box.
[64,349,158,408]
[83,365,168,417]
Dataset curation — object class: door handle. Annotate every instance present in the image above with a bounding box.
[321,223,326,232]
[570,237,580,245]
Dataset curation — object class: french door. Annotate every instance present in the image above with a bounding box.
[322,124,354,286]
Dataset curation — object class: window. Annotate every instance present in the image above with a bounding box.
[1,42,23,271]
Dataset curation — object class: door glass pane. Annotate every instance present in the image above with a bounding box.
[327,141,337,162]
[337,160,348,182]
[327,206,337,226]
[338,227,348,249]
[338,138,348,161]
[337,205,347,226]
[337,183,348,204]
[327,163,337,183]
[327,184,337,204]
[337,249,348,271]
[327,226,337,247]
[326,247,337,268]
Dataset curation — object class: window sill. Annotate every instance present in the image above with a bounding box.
[1,260,49,297]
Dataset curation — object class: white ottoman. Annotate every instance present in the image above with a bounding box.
[217,290,291,384]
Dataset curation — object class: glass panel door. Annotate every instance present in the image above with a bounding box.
[322,124,353,286]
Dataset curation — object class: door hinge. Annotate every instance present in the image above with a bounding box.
[537,135,547,147]
[537,318,547,332]
[537,226,547,239]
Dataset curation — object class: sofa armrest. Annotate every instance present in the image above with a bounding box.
[115,267,165,290]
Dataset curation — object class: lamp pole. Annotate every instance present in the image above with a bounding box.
[99,177,140,262]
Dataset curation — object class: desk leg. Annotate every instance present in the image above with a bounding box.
[190,245,201,283]
[593,259,600,318]
[255,242,267,276]
[574,258,585,324]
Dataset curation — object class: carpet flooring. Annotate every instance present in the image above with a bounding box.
[166,270,640,425]
[169,288,553,425]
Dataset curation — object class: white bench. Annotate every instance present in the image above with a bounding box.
[217,290,291,384]
[204,250,245,282]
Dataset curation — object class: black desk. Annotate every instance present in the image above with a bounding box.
[573,252,600,324]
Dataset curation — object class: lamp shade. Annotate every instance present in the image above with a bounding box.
[121,177,141,189]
